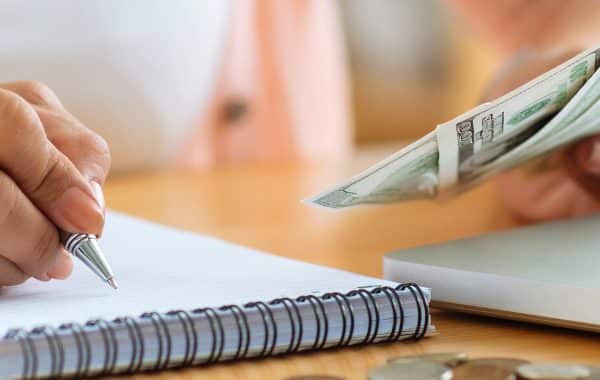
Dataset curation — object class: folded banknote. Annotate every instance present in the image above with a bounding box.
[308,47,600,209]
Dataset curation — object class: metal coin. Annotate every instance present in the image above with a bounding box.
[587,366,600,380]
[388,352,469,367]
[368,361,452,380]
[284,376,345,380]
[516,363,591,379]
[452,358,530,380]
[586,365,600,380]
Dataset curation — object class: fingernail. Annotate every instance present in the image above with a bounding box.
[585,141,600,174]
[53,186,104,234]
[89,181,105,210]
[47,249,73,280]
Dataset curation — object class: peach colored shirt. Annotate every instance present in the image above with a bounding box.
[179,0,353,167]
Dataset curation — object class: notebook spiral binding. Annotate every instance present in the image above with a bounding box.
[3,283,429,379]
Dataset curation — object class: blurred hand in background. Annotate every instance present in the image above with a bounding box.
[449,0,600,221]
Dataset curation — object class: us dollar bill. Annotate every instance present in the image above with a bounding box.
[306,132,439,209]
[437,47,600,191]
[493,67,600,172]
[307,47,600,210]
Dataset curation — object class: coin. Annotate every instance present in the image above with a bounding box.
[284,376,345,380]
[369,361,452,380]
[388,352,469,367]
[587,366,600,379]
[586,365,600,380]
[516,363,591,379]
[452,358,530,380]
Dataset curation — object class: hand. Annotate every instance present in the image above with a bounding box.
[0,81,110,286]
[483,50,600,221]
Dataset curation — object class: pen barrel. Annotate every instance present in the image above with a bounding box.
[61,232,91,253]
[61,232,115,283]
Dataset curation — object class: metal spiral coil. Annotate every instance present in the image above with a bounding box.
[2,283,429,379]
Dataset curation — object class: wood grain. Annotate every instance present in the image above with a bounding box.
[102,156,600,380]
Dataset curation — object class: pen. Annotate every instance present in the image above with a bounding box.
[59,231,118,290]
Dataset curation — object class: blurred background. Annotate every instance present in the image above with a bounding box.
[0,0,505,172]
[342,0,498,145]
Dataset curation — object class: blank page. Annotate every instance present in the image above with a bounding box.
[0,212,395,329]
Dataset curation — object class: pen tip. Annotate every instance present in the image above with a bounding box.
[107,278,119,290]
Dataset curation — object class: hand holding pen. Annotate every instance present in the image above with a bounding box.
[0,81,114,287]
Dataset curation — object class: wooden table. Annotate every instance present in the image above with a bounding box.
[103,152,600,380]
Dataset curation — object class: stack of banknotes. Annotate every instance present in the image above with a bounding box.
[308,47,600,209]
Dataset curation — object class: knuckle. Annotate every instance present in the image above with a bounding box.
[29,225,59,274]
[0,90,29,119]
[0,90,39,136]
[20,80,59,107]
[83,130,110,155]
[80,130,111,172]
[29,152,70,202]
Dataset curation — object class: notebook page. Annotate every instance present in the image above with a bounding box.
[0,212,396,330]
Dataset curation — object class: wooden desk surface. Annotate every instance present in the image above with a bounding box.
[103,153,600,380]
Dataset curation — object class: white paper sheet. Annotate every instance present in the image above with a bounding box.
[0,212,394,330]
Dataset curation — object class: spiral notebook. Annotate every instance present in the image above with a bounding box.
[0,212,433,380]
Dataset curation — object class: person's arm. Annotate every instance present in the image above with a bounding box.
[0,81,110,286]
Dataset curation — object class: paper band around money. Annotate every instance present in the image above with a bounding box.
[3,283,429,379]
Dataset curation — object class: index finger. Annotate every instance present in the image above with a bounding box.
[36,107,111,186]
[0,89,104,235]
[0,82,110,185]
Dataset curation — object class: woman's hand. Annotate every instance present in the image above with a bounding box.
[0,81,110,286]
[484,50,600,221]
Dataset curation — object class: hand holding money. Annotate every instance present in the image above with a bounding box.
[492,51,600,221]
[307,47,600,220]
